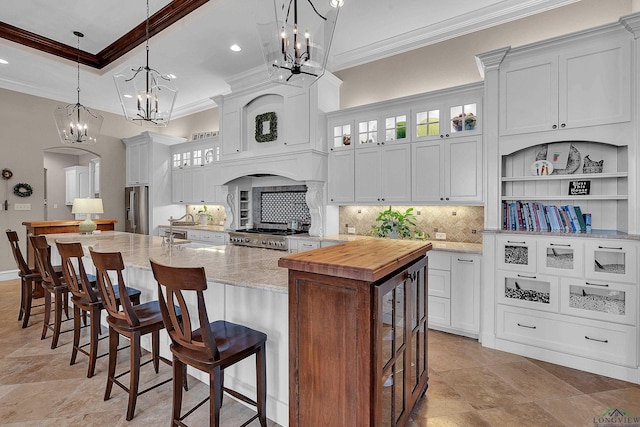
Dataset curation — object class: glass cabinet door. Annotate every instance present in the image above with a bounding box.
[537,238,584,277]
[449,103,477,135]
[584,241,637,283]
[560,278,636,325]
[414,109,440,139]
[498,271,559,312]
[331,123,353,149]
[358,119,378,145]
[497,236,537,272]
[384,114,408,143]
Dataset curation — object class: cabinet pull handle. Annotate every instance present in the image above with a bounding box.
[517,274,536,279]
[585,336,608,343]
[585,282,609,287]
[549,243,571,247]
[517,323,536,329]
[457,258,473,263]
[507,240,526,244]
[598,246,622,250]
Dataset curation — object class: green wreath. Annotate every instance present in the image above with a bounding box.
[13,183,33,197]
[255,112,277,143]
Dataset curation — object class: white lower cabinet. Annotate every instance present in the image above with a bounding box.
[288,238,320,253]
[495,234,639,371]
[428,251,480,337]
[497,305,637,367]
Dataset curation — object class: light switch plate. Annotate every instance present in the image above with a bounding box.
[435,232,446,240]
[14,203,31,211]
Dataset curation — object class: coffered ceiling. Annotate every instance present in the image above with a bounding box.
[0,0,578,120]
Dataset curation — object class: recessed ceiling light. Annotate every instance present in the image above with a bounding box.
[0,59,8,65]
[123,94,133,98]
[230,44,241,52]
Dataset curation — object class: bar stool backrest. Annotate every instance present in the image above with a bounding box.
[29,235,62,288]
[150,259,219,361]
[89,248,139,327]
[56,241,99,303]
[6,230,31,276]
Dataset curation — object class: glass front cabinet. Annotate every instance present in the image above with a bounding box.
[497,236,537,272]
[584,240,637,283]
[537,238,584,277]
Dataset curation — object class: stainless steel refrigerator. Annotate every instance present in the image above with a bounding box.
[125,186,149,234]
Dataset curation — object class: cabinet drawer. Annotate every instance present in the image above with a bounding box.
[497,305,637,367]
[497,236,537,272]
[498,270,559,312]
[537,238,583,278]
[298,241,320,251]
[584,241,637,284]
[428,251,451,270]
[428,296,451,327]
[428,268,450,299]
[560,278,636,325]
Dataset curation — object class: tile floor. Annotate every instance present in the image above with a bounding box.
[1,278,639,426]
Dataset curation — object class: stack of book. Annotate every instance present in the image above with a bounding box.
[502,201,591,232]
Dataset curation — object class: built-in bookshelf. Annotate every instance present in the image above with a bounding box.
[501,142,628,233]
[503,201,590,233]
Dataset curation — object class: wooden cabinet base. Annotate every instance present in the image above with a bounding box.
[280,239,431,426]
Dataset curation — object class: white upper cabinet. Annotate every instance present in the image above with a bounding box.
[499,38,631,137]
[328,150,354,204]
[354,144,411,203]
[412,94,481,142]
[412,136,482,203]
[126,141,149,186]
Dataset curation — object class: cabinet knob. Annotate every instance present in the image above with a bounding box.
[440,134,444,138]
[560,123,566,128]
[445,134,450,138]
[381,198,385,201]
[552,124,557,129]
[440,197,444,201]
[330,148,334,151]
[330,198,334,201]
[445,197,449,200]
[381,142,385,145]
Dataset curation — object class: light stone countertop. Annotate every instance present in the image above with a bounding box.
[482,228,640,241]
[46,231,289,293]
[158,224,227,232]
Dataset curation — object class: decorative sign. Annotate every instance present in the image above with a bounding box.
[568,180,590,196]
[255,112,277,143]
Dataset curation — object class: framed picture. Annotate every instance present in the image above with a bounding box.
[547,142,571,169]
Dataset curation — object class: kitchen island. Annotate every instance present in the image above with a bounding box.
[45,231,290,426]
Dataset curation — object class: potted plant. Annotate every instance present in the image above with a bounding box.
[370,206,420,239]
[197,205,213,226]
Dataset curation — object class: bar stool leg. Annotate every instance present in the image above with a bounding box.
[21,278,34,328]
[172,356,184,425]
[41,287,51,340]
[51,289,63,349]
[152,330,160,373]
[211,366,223,427]
[70,304,81,365]
[126,331,142,421]
[87,307,100,378]
[257,344,267,426]
[18,277,25,321]
[104,327,118,401]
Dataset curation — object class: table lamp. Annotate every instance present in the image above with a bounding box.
[72,198,103,234]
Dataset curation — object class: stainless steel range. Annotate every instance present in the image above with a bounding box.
[228,229,306,251]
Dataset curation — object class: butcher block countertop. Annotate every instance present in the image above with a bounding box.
[278,238,433,282]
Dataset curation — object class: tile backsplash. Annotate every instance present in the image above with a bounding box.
[340,205,484,243]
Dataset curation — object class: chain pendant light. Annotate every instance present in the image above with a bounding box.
[256,0,344,87]
[53,31,104,144]
[113,0,177,126]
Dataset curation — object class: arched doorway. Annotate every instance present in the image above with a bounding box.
[43,147,100,221]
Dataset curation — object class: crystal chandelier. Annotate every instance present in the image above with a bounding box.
[53,31,104,144]
[113,0,177,126]
[256,0,344,87]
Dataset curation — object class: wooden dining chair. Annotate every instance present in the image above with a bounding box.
[56,241,142,378]
[150,258,267,427]
[6,229,45,328]
[29,234,72,349]
[89,248,175,421]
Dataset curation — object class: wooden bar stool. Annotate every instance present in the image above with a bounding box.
[150,258,267,427]
[6,229,61,328]
[56,241,142,378]
[90,248,176,421]
[29,235,72,349]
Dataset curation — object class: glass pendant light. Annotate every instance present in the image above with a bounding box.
[53,31,104,144]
